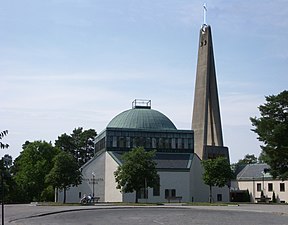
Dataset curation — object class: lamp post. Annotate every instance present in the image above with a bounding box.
[1,167,4,225]
[1,156,9,225]
[92,172,95,198]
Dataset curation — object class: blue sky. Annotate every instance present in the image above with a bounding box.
[1,0,287,162]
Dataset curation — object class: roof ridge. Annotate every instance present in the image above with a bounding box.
[237,164,250,179]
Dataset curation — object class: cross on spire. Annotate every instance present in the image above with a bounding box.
[203,3,207,25]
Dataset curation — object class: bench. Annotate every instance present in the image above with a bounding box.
[255,197,271,203]
[166,196,182,203]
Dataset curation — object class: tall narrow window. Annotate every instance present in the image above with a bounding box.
[126,137,131,148]
[112,136,117,147]
[257,183,261,192]
[268,183,273,192]
[165,189,169,198]
[171,189,176,197]
[217,194,222,201]
[153,177,160,196]
[152,138,157,149]
[280,183,285,192]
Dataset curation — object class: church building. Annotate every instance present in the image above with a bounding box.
[58,23,230,203]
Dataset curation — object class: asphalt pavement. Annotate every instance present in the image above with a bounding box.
[2,203,288,225]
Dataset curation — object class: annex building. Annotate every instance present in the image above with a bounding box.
[59,23,230,203]
[231,164,288,203]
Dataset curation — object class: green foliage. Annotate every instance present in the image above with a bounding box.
[244,189,251,202]
[0,130,9,149]
[250,90,288,180]
[232,154,258,177]
[202,157,233,203]
[0,154,15,203]
[114,147,159,203]
[55,127,97,167]
[45,151,82,203]
[13,141,60,202]
[237,154,258,165]
[272,191,277,203]
[202,157,233,188]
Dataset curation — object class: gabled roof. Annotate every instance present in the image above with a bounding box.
[236,163,271,180]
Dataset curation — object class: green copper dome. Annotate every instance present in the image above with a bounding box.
[107,108,177,131]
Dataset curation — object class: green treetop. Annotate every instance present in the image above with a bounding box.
[250,90,288,180]
[114,147,159,203]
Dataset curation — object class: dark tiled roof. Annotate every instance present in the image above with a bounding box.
[109,151,193,170]
[107,108,177,131]
[237,163,271,180]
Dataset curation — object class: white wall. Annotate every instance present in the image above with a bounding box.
[190,155,209,202]
[159,171,190,202]
[59,152,230,203]
[58,151,106,203]
[105,152,122,202]
[190,155,230,202]
[123,170,191,203]
[232,179,288,203]
[84,151,106,201]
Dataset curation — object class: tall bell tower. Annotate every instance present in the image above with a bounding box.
[192,24,229,160]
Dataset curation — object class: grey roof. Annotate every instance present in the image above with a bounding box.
[236,163,271,180]
[109,151,193,170]
[107,108,177,131]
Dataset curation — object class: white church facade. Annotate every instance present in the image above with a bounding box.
[58,100,229,203]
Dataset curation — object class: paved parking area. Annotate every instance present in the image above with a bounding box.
[2,203,288,224]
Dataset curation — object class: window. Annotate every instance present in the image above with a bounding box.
[119,137,125,148]
[152,138,157,148]
[153,177,160,196]
[184,138,188,149]
[217,194,222,201]
[177,139,182,149]
[171,189,176,197]
[165,189,169,198]
[257,183,261,192]
[165,189,176,198]
[126,137,131,148]
[112,136,117,147]
[146,138,151,149]
[268,183,273,192]
[171,138,176,149]
[159,138,164,148]
[280,183,285,192]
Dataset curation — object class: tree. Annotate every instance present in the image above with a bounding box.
[0,130,9,149]
[0,155,16,203]
[55,127,97,167]
[46,151,82,203]
[202,157,233,203]
[13,141,60,202]
[114,147,159,203]
[237,154,258,165]
[232,154,258,176]
[250,90,288,180]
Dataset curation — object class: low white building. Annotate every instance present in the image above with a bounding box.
[59,100,229,203]
[231,164,288,203]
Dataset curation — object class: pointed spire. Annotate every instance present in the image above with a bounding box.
[192,25,229,160]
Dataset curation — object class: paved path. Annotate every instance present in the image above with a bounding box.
[2,203,288,225]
